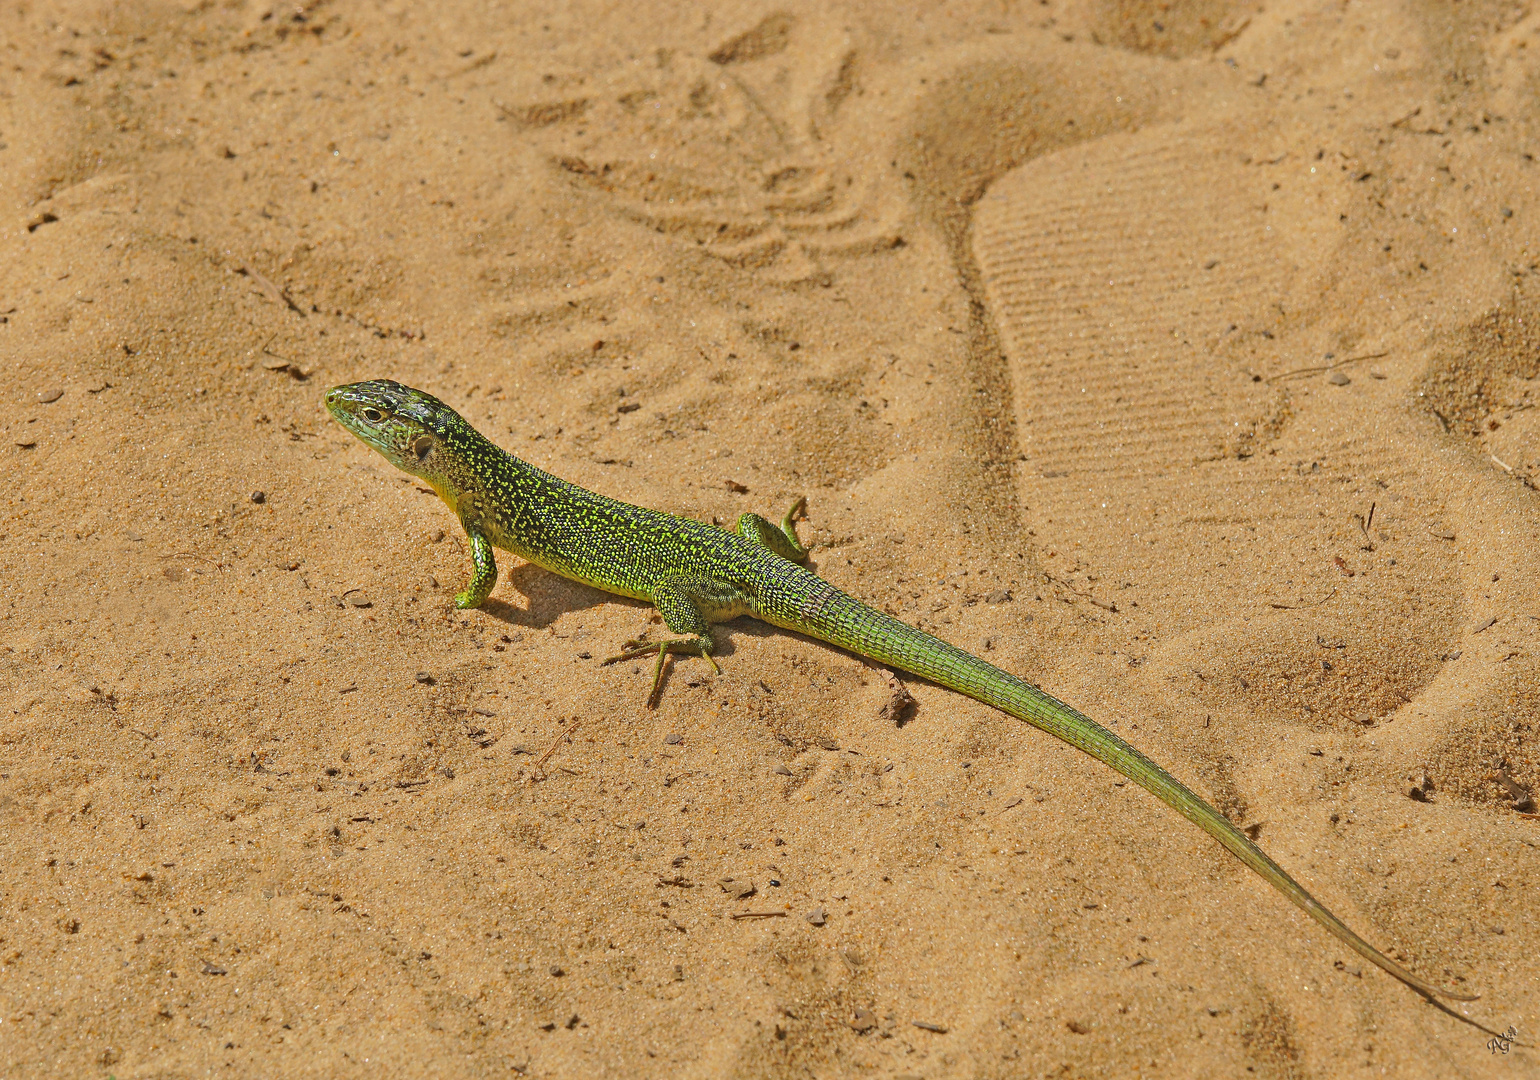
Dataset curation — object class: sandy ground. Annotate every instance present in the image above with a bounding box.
[2,1,1538,1076]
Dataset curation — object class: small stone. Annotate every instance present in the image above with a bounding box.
[848,1009,877,1032]
[1328,371,1351,386]
[431,528,445,543]
[415,672,436,685]
[912,1020,948,1034]
[37,387,63,403]
[985,589,1012,604]
[806,907,827,926]
[549,965,564,977]
[260,357,290,371]
[773,763,792,776]
[249,490,266,504]
[815,736,840,751]
[345,591,371,608]
[718,877,756,900]
[664,733,682,745]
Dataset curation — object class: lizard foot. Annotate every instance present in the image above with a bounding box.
[602,637,720,708]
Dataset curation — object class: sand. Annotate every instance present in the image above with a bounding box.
[1,1,1537,1076]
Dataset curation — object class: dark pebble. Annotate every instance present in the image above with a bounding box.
[249,490,266,504]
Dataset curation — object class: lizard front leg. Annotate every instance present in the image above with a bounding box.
[454,525,498,609]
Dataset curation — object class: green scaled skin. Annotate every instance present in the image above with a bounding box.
[325,379,1474,1003]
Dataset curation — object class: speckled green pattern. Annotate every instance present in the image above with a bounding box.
[325,379,1470,1002]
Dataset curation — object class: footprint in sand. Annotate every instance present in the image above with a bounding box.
[965,37,1535,818]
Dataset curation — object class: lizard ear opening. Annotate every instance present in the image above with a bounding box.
[411,434,434,462]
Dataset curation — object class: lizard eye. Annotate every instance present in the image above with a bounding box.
[361,407,385,423]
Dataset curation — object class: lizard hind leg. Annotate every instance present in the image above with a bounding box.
[736,496,808,563]
[602,575,731,708]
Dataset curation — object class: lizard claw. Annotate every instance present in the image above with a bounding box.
[602,636,719,707]
[602,639,660,665]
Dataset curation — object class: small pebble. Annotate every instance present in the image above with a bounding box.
[664,733,682,745]
[806,907,827,926]
[912,1020,948,1034]
[37,387,63,403]
[718,877,755,900]
[345,592,371,608]
[249,490,266,504]
[549,965,564,977]
[1328,371,1351,386]
[848,1010,877,1032]
[431,528,445,543]
[415,672,436,685]
[773,763,792,776]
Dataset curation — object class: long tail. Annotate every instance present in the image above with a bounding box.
[801,592,1474,1001]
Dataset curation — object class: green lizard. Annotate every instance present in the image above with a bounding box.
[325,378,1473,1002]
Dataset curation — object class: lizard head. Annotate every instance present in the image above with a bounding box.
[324,380,462,479]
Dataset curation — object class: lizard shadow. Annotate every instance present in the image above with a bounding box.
[473,562,635,630]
